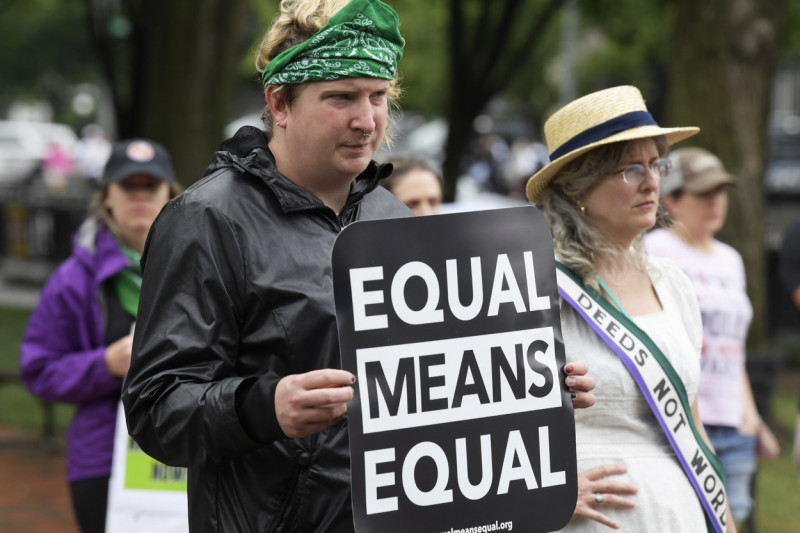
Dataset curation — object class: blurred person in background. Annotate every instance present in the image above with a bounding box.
[463,132,511,196]
[508,136,550,199]
[779,216,800,476]
[527,85,736,532]
[645,147,779,527]
[20,138,180,533]
[380,154,443,215]
[41,141,75,193]
[73,124,112,181]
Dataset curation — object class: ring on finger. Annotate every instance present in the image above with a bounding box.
[594,493,603,506]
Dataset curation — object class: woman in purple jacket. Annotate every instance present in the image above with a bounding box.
[20,138,180,533]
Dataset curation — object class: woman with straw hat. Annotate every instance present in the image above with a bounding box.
[528,86,736,532]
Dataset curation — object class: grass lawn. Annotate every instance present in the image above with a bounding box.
[0,305,797,530]
[0,306,74,433]
[747,370,800,533]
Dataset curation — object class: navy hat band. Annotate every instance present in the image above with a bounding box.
[549,110,658,161]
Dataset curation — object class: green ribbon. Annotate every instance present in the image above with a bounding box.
[260,0,404,88]
[114,243,142,318]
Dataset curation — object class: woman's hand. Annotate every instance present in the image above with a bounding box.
[573,463,637,529]
[104,335,133,377]
[564,361,596,409]
[756,421,780,461]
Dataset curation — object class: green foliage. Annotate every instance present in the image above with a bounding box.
[750,375,800,532]
[779,0,800,61]
[4,0,800,127]
[576,0,675,96]
[502,10,562,125]
[0,0,97,111]
[0,306,30,372]
[387,0,449,116]
[235,0,281,81]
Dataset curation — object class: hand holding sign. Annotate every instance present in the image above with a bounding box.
[275,369,356,438]
[563,362,596,409]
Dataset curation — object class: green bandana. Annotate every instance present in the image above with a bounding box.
[260,0,404,88]
[114,243,142,318]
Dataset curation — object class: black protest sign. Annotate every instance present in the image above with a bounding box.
[332,206,576,533]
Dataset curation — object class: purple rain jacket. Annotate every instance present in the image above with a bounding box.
[20,218,129,482]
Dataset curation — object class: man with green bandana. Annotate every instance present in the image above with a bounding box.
[122,1,412,531]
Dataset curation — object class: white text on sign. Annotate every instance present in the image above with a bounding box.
[364,427,566,514]
[350,252,552,330]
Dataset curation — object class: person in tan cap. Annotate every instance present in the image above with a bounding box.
[646,147,780,528]
[527,86,736,532]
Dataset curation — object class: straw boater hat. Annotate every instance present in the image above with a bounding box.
[525,85,699,204]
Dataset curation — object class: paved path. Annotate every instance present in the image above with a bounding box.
[0,426,76,533]
[0,279,67,531]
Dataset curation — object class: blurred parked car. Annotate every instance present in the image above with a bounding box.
[0,121,78,185]
[765,117,800,197]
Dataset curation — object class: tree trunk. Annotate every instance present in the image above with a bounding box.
[88,0,252,185]
[441,0,563,202]
[666,0,784,349]
[135,0,251,184]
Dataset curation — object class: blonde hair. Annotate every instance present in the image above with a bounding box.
[254,0,402,139]
[540,137,668,290]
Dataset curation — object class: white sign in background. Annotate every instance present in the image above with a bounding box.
[106,402,189,532]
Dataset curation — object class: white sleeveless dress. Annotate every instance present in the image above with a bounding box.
[555,256,708,532]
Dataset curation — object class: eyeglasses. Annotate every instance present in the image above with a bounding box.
[614,159,672,186]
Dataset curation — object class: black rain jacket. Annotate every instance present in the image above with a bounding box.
[122,126,411,532]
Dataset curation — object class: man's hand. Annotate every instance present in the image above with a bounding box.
[275,369,355,438]
[564,361,596,409]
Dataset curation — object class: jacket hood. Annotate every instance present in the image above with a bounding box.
[207,126,392,212]
[72,218,128,284]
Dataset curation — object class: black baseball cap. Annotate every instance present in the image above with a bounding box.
[104,138,175,184]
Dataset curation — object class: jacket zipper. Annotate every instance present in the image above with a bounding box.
[289,203,354,231]
[266,465,307,533]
